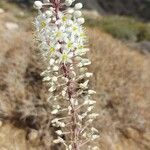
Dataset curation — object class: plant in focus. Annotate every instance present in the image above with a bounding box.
[34,0,99,149]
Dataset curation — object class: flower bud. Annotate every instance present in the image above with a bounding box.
[74,11,82,18]
[67,8,74,14]
[49,86,56,92]
[45,10,52,17]
[53,66,59,71]
[77,18,85,24]
[49,58,55,65]
[53,137,64,144]
[85,72,93,78]
[75,3,83,9]
[34,1,43,9]
[51,109,59,114]
[52,76,58,82]
[55,130,63,135]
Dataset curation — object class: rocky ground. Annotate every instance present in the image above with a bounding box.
[0,3,150,150]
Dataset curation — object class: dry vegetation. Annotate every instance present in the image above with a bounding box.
[0,2,150,150]
[87,28,150,150]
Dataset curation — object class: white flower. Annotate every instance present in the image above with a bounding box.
[34,1,43,9]
[57,51,73,63]
[53,26,66,41]
[75,3,83,10]
[69,24,80,35]
[49,43,61,55]
[64,38,77,50]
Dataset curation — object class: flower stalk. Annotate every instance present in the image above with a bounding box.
[34,0,99,149]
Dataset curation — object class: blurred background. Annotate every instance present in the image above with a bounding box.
[0,0,150,150]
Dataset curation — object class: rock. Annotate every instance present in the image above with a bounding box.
[5,22,19,30]
[0,8,4,14]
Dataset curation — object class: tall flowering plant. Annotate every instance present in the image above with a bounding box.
[34,0,99,149]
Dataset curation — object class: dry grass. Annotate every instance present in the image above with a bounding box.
[0,3,150,150]
[0,10,54,150]
[87,28,150,149]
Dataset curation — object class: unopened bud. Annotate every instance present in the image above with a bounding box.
[34,1,43,9]
[75,3,83,10]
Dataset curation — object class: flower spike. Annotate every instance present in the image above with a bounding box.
[34,0,99,149]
